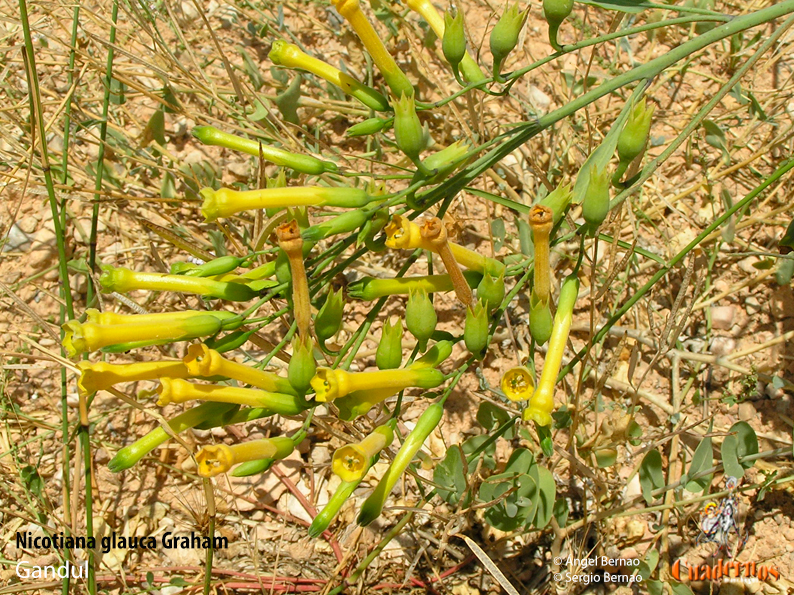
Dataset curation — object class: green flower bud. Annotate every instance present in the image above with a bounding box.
[170,261,198,274]
[393,92,425,164]
[464,300,490,358]
[543,0,574,51]
[406,288,437,349]
[489,3,528,79]
[192,126,337,174]
[376,317,403,370]
[358,402,444,526]
[617,97,654,166]
[230,436,297,476]
[477,268,505,312]
[288,335,316,394]
[442,9,467,77]
[181,255,245,277]
[529,294,553,345]
[347,117,392,137]
[204,327,259,353]
[315,287,344,345]
[581,164,611,230]
[538,182,573,226]
[302,207,377,242]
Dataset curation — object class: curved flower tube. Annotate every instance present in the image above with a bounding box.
[107,402,239,472]
[99,265,256,302]
[421,217,473,306]
[63,313,225,358]
[269,40,390,112]
[196,436,295,477]
[192,125,337,175]
[385,214,504,275]
[200,186,374,222]
[156,378,310,416]
[331,0,414,99]
[76,360,189,396]
[310,366,443,402]
[523,274,579,426]
[276,220,311,341]
[332,424,394,482]
[183,344,297,395]
[358,401,444,526]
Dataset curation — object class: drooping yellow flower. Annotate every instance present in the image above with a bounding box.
[182,344,296,395]
[332,425,394,482]
[385,214,504,275]
[310,366,443,402]
[76,360,190,396]
[331,0,414,98]
[269,40,390,112]
[196,436,294,477]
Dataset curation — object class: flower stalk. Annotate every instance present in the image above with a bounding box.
[523,274,579,426]
[156,378,310,416]
[269,40,390,112]
[348,271,482,300]
[183,343,296,395]
[276,220,311,341]
[196,436,295,477]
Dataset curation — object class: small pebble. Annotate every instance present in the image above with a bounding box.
[2,223,30,252]
[710,336,736,356]
[738,401,755,421]
[711,305,736,330]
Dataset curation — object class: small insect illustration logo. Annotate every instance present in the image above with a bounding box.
[696,476,746,555]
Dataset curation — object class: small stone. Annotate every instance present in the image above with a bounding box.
[210,427,227,438]
[228,161,250,180]
[528,85,551,111]
[17,215,39,234]
[161,587,184,595]
[180,0,199,22]
[744,296,762,314]
[95,448,110,464]
[47,132,64,154]
[738,257,761,275]
[2,223,31,252]
[711,305,736,330]
[738,401,755,421]
[709,336,736,356]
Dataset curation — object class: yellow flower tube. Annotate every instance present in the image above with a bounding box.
[332,424,394,482]
[384,214,504,275]
[63,314,224,358]
[196,436,295,477]
[523,274,579,426]
[310,366,443,402]
[99,265,256,302]
[76,360,190,396]
[332,0,414,98]
[269,40,390,112]
[84,308,235,327]
[156,378,310,416]
[200,186,373,222]
[183,344,296,395]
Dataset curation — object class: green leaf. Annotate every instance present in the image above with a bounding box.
[240,48,265,90]
[595,448,617,468]
[275,75,302,126]
[162,84,182,113]
[779,218,794,254]
[639,449,665,505]
[685,431,713,493]
[462,434,496,470]
[721,421,758,477]
[553,498,569,527]
[647,580,664,595]
[20,465,44,499]
[142,108,166,148]
[480,472,538,531]
[702,120,730,164]
[669,582,695,595]
[636,548,659,581]
[531,465,556,529]
[476,402,514,440]
[491,218,506,251]
[435,445,470,506]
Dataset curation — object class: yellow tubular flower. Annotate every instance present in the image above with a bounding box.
[63,314,224,358]
[183,344,296,395]
[276,220,311,341]
[385,214,503,275]
[500,366,534,402]
[269,41,390,112]
[84,308,235,327]
[76,360,190,396]
[310,366,443,402]
[332,425,394,482]
[421,217,474,307]
[529,205,554,305]
[196,437,294,477]
[200,186,372,222]
[332,0,414,98]
[156,378,309,416]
